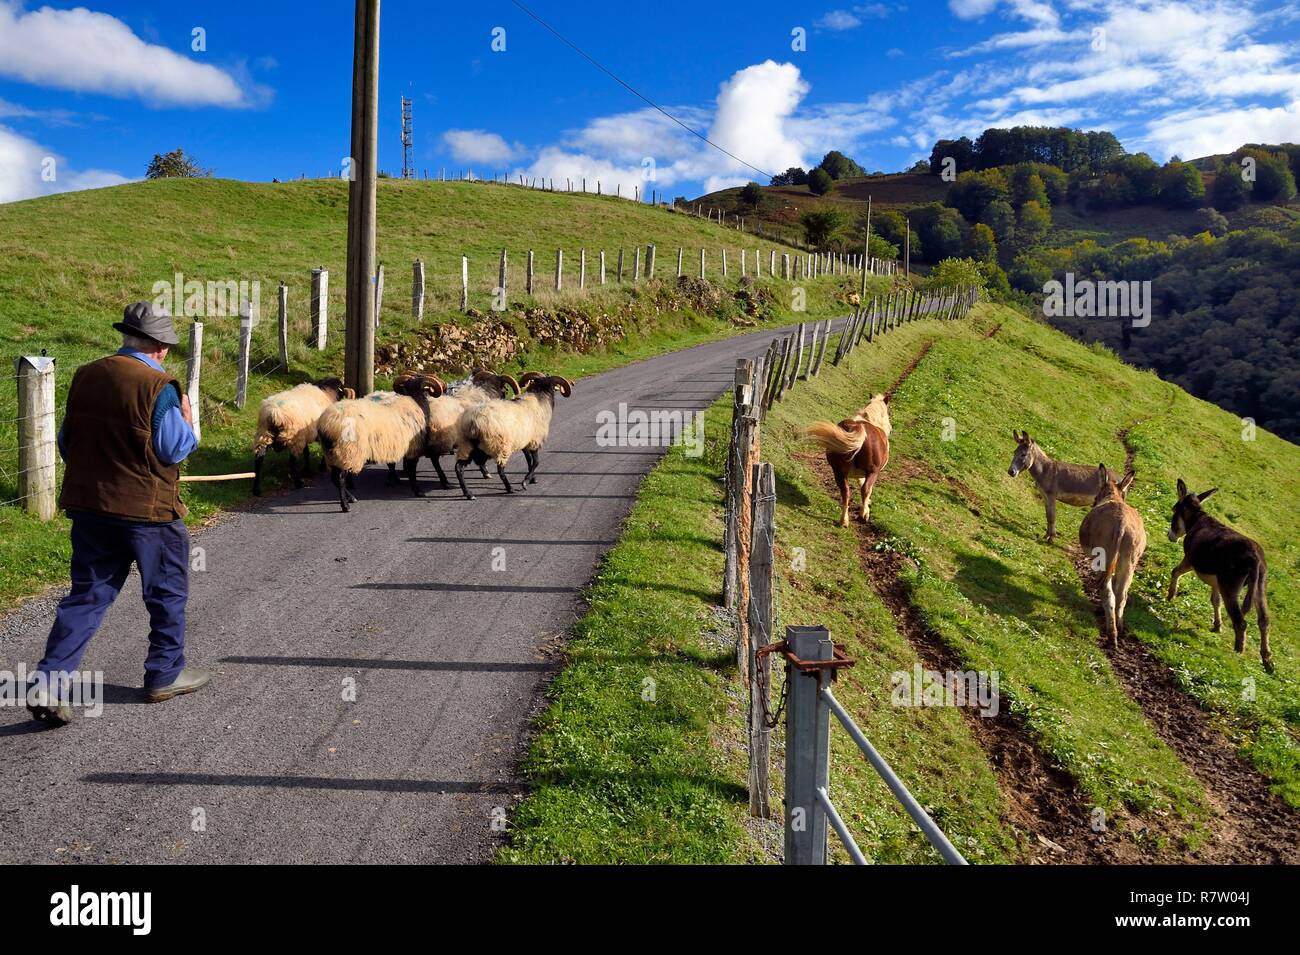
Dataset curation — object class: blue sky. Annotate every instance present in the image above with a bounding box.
[2,0,1299,203]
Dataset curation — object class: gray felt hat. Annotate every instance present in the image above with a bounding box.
[113,301,180,346]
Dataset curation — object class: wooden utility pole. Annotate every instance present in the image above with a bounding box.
[904,215,910,278]
[344,0,380,397]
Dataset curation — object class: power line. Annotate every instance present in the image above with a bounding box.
[508,0,774,182]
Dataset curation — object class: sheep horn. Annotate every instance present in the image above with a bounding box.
[500,374,521,396]
[554,376,573,397]
[342,388,356,400]
[420,373,445,397]
[517,371,545,389]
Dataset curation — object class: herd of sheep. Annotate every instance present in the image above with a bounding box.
[252,370,575,511]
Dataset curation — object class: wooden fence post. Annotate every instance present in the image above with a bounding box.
[617,249,625,283]
[633,246,641,282]
[498,249,508,304]
[747,461,776,818]
[770,250,777,277]
[373,263,384,328]
[580,249,587,290]
[460,256,469,311]
[527,250,535,295]
[555,249,563,291]
[310,266,327,350]
[14,355,56,521]
[412,259,425,321]
[647,244,656,278]
[677,247,684,277]
[186,321,203,443]
[722,249,728,277]
[813,317,832,374]
[599,250,606,285]
[235,302,254,410]
[791,322,806,383]
[724,358,754,610]
[277,282,289,371]
[699,248,705,279]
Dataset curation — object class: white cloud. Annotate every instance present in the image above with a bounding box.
[515,146,660,200]
[697,61,809,181]
[817,10,862,30]
[0,1,247,106]
[1142,98,1300,158]
[440,129,520,165]
[0,125,129,204]
[565,107,704,162]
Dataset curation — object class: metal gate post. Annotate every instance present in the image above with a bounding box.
[784,625,833,864]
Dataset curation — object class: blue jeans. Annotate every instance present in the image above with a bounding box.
[38,513,189,690]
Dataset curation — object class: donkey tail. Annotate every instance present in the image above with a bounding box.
[805,421,867,456]
[1243,559,1267,616]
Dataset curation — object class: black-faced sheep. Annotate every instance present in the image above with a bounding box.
[252,377,351,496]
[420,369,520,486]
[316,374,444,512]
[454,372,574,500]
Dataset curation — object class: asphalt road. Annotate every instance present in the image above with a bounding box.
[0,319,844,864]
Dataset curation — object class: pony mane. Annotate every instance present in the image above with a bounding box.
[858,395,891,436]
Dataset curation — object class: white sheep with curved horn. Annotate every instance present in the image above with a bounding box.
[453,371,574,500]
[316,374,444,512]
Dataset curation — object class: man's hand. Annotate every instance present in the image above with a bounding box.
[181,393,194,427]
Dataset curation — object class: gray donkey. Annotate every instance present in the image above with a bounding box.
[1008,430,1120,543]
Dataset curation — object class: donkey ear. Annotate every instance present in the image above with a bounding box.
[1118,474,1135,495]
[1197,487,1218,502]
[1176,478,1188,498]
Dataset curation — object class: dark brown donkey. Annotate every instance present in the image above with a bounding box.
[1167,478,1274,673]
[805,393,891,527]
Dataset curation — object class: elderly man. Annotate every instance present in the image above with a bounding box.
[28,302,210,726]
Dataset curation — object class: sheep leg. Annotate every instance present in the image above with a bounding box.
[454,459,476,500]
[331,467,353,513]
[404,456,428,497]
[386,462,402,486]
[522,449,540,486]
[429,454,451,489]
[497,461,514,494]
[252,448,267,496]
[288,453,305,489]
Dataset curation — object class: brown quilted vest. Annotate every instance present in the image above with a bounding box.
[58,355,187,522]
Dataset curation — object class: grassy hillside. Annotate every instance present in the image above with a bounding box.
[506,299,1299,862]
[0,177,864,610]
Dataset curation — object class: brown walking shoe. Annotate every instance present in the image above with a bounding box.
[145,667,211,703]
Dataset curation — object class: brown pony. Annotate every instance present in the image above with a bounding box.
[805,393,891,527]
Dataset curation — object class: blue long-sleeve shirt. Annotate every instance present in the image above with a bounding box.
[58,349,199,467]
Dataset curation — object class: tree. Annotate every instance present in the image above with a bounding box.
[145,148,211,179]
[800,208,846,249]
[912,206,960,260]
[908,159,931,174]
[807,167,834,196]
[1015,200,1052,249]
[928,137,975,177]
[964,222,998,263]
[927,257,987,291]
[980,199,1016,244]
[1011,169,1050,208]
[818,150,866,180]
[1209,161,1251,211]
[947,168,1010,220]
[1240,149,1298,201]
[770,167,808,187]
[1108,153,1161,202]
[739,181,763,209]
[1158,162,1205,208]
